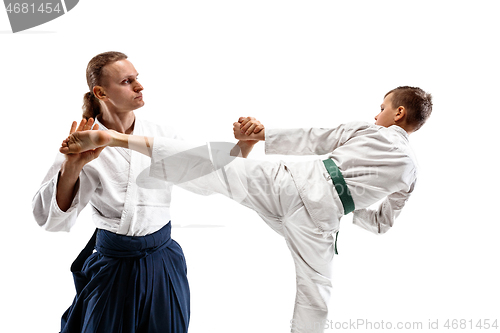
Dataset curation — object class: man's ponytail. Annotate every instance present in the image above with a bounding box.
[82,91,101,119]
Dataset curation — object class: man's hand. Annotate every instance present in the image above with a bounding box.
[56,118,105,212]
[59,118,105,200]
[62,118,106,167]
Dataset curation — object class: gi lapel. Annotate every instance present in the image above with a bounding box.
[117,119,140,235]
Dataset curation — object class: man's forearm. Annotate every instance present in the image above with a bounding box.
[56,160,83,212]
[232,127,265,158]
[232,140,258,158]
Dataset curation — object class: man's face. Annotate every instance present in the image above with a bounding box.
[98,59,144,113]
[375,93,398,127]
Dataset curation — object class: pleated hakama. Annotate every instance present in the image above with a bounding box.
[60,222,189,333]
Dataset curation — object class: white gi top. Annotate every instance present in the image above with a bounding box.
[265,121,418,235]
[32,118,191,236]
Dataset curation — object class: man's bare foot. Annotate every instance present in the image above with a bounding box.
[60,130,112,154]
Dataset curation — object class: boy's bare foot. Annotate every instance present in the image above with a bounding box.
[60,130,112,154]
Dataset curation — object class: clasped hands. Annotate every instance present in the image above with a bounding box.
[233,117,265,142]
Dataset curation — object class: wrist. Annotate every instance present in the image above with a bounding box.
[61,159,83,182]
[237,140,256,148]
[235,140,258,158]
[259,128,265,141]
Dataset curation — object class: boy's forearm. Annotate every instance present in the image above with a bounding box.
[265,127,347,156]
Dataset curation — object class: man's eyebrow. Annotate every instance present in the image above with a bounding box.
[122,73,139,80]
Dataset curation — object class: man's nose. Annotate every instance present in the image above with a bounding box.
[134,81,144,92]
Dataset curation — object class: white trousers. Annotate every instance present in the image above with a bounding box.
[148,139,337,333]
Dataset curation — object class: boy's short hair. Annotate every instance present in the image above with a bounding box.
[385,86,433,132]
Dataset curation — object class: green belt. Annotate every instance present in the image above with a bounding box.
[323,159,354,255]
[323,158,354,254]
[322,159,355,215]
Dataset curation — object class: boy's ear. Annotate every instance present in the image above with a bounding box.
[395,106,406,121]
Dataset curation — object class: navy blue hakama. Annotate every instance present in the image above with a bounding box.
[60,222,190,333]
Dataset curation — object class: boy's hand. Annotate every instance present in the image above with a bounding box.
[233,117,265,141]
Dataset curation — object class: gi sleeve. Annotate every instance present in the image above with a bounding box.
[265,122,370,156]
[351,183,415,234]
[32,153,99,232]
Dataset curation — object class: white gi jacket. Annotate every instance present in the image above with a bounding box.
[32,118,206,236]
[265,121,418,235]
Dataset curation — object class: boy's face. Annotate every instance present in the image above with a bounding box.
[375,93,398,128]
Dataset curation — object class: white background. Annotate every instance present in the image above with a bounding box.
[1,1,499,332]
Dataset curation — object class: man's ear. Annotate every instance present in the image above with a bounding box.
[93,86,107,101]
